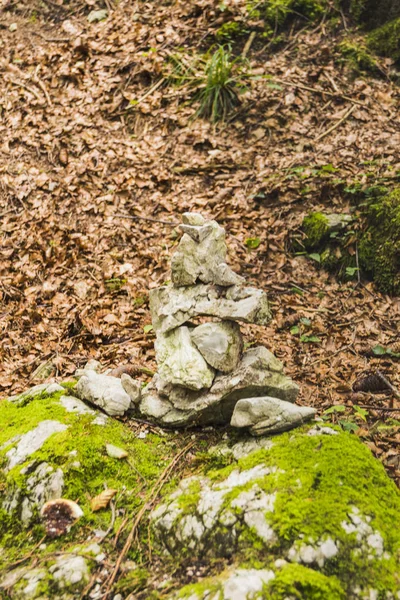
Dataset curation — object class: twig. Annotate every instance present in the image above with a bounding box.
[103,441,195,597]
[376,371,400,400]
[6,536,46,569]
[30,31,71,43]
[309,343,354,367]
[101,499,117,540]
[357,405,400,412]
[273,78,366,107]
[10,80,44,104]
[126,78,165,109]
[315,105,355,142]
[33,74,52,107]
[114,213,178,226]
[355,242,361,284]
[242,31,256,58]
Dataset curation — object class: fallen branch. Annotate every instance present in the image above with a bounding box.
[242,31,256,58]
[114,213,178,226]
[103,440,195,597]
[273,77,366,107]
[315,105,355,142]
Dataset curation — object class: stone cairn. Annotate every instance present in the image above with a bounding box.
[77,213,316,435]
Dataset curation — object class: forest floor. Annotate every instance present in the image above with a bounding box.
[1,0,400,487]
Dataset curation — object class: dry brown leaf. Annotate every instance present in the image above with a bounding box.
[90,489,118,512]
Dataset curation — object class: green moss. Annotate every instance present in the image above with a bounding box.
[177,479,202,514]
[338,39,379,73]
[359,188,400,294]
[367,18,400,64]
[301,212,330,250]
[269,564,344,599]
[247,0,325,27]
[216,21,247,41]
[0,391,178,569]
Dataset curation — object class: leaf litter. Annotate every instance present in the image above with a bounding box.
[0,0,399,490]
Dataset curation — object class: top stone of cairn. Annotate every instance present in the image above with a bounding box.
[171,212,245,287]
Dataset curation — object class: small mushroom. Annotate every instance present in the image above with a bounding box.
[40,499,83,538]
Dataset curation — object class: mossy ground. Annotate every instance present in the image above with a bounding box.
[0,388,204,590]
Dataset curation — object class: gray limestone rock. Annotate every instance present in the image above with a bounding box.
[7,382,64,406]
[171,216,243,287]
[59,395,95,415]
[75,370,131,416]
[182,212,206,226]
[191,321,243,373]
[121,373,142,406]
[155,326,215,390]
[49,554,90,588]
[149,284,271,334]
[231,396,316,435]
[138,347,299,427]
[3,461,64,526]
[5,420,68,472]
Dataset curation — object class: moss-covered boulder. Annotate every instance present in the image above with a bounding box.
[298,188,400,294]
[367,18,400,65]
[153,427,400,599]
[359,188,400,295]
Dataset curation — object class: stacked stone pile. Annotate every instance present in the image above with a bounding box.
[77,213,316,434]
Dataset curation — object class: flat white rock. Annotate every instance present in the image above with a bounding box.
[150,284,271,334]
[5,420,68,472]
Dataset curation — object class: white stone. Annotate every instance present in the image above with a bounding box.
[155,326,215,390]
[319,538,339,560]
[307,425,339,436]
[8,382,63,405]
[191,321,243,373]
[217,465,273,491]
[121,373,142,406]
[76,370,131,416]
[231,396,316,435]
[222,568,275,600]
[49,554,89,587]
[60,395,95,414]
[5,421,68,472]
[149,284,271,334]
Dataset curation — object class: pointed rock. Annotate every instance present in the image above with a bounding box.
[231,396,316,435]
[171,217,244,287]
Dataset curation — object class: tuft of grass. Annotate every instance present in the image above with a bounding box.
[167,46,247,122]
[195,46,243,122]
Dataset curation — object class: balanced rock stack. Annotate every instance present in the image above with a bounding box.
[125,212,316,434]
